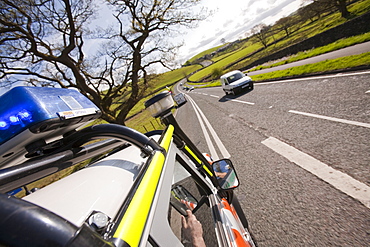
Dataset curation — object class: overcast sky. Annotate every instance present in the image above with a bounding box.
[177,0,304,63]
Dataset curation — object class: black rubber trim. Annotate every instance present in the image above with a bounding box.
[61,124,164,156]
[0,193,77,247]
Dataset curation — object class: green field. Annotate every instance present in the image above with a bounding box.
[247,32,370,72]
[251,52,370,81]
[185,0,370,83]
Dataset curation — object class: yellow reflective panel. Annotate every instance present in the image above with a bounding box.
[113,152,165,246]
[202,164,214,177]
[160,125,174,152]
[184,145,202,165]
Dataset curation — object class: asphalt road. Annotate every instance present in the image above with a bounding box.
[174,71,370,246]
[248,41,370,76]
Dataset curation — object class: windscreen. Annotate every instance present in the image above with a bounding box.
[226,72,244,83]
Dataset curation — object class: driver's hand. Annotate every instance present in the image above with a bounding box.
[181,210,206,247]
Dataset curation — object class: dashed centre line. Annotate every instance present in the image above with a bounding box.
[193,92,255,105]
[262,137,370,209]
[225,98,255,105]
[289,110,370,129]
[192,92,368,129]
[189,90,370,208]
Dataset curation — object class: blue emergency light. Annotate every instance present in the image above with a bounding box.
[0,86,101,146]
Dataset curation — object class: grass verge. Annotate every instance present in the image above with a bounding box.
[190,51,370,88]
[248,32,370,72]
[250,52,370,81]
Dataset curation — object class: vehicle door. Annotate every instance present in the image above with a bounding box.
[222,78,230,91]
[148,139,224,246]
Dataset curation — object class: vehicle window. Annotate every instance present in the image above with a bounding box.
[227,72,243,83]
[167,155,218,246]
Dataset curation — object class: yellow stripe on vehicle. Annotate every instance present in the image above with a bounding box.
[184,145,202,165]
[113,151,165,246]
[160,125,174,152]
[112,126,174,246]
[202,164,214,177]
[184,145,214,177]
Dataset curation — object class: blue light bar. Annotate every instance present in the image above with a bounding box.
[0,86,101,146]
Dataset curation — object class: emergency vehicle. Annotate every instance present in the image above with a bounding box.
[0,87,256,247]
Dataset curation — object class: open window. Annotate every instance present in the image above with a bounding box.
[167,155,218,246]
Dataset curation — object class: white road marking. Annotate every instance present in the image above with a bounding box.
[187,95,230,159]
[262,137,370,209]
[289,110,370,129]
[226,98,255,105]
[366,90,370,94]
[190,90,255,105]
[256,70,370,86]
[187,97,218,159]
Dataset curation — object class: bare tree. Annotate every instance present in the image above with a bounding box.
[332,0,351,18]
[0,0,95,92]
[0,0,207,124]
[298,0,327,23]
[251,24,271,48]
[102,0,207,123]
[0,0,118,122]
[316,0,351,19]
[300,0,350,21]
[275,16,296,38]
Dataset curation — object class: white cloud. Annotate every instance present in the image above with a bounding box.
[176,0,302,64]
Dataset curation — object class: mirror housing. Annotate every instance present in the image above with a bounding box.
[212,159,239,190]
[145,91,174,118]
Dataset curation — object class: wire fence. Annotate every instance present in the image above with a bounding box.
[139,118,165,133]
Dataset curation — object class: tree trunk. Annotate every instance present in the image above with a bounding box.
[335,0,350,19]
[114,47,142,125]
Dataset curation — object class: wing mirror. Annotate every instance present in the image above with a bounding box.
[170,185,198,216]
[212,159,239,190]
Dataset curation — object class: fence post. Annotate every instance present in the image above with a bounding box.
[156,118,161,126]
[150,121,155,130]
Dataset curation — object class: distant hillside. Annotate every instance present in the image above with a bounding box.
[125,0,370,127]
[183,0,370,83]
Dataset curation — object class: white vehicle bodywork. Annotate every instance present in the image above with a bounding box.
[22,129,255,247]
[220,70,253,95]
[0,87,256,247]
